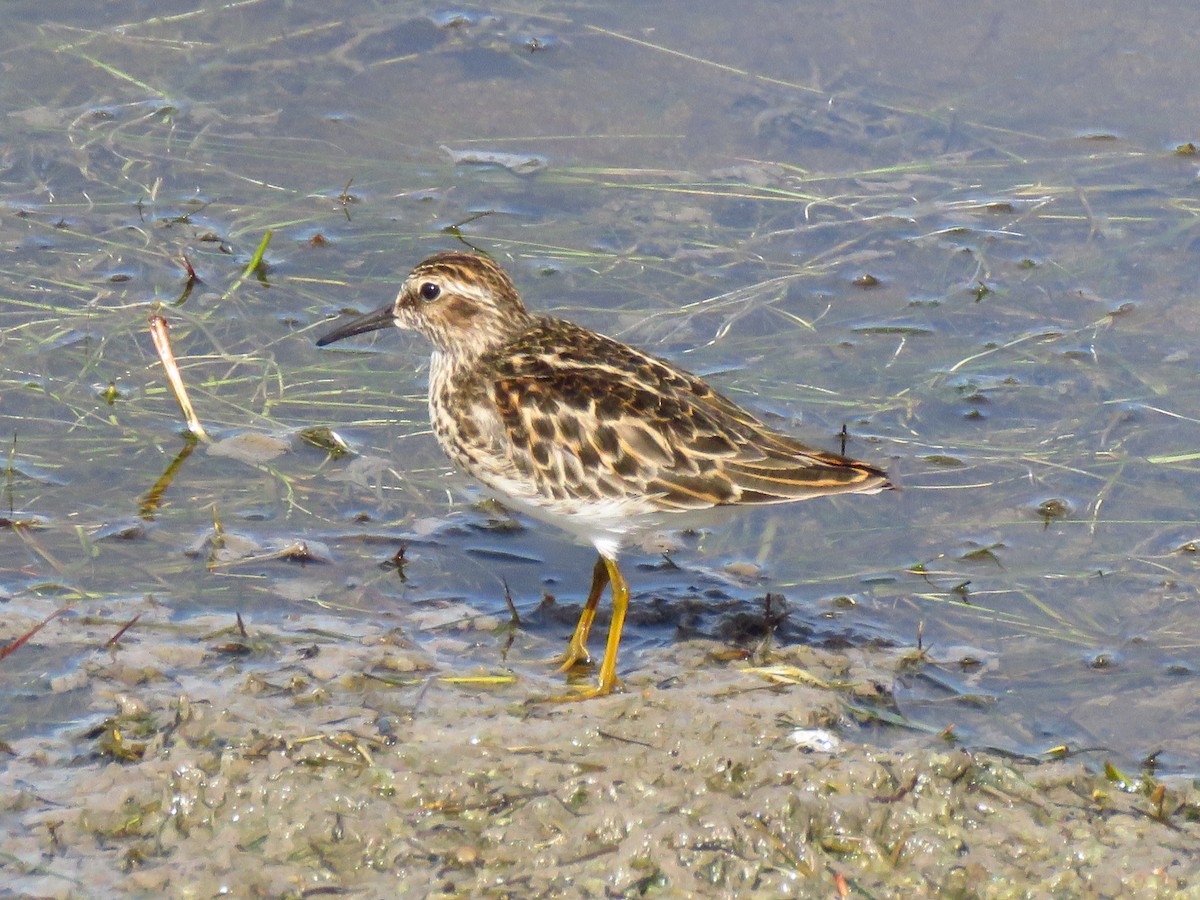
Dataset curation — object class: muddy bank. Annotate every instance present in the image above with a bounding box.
[2,613,1196,898]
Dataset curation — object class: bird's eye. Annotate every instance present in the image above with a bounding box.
[419,282,441,302]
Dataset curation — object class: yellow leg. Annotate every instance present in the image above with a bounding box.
[554,555,609,673]
[594,556,628,696]
[551,556,628,701]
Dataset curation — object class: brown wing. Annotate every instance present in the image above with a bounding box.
[484,318,890,512]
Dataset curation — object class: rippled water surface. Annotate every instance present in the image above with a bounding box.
[3,0,1200,774]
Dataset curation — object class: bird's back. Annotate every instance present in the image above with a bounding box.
[428,315,890,522]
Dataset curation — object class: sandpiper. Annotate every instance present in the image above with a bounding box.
[317,251,891,699]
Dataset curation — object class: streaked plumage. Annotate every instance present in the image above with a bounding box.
[317,251,891,698]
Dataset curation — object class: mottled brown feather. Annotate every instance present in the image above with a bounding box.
[439,317,891,513]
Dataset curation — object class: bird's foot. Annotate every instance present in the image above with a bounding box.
[551,639,592,674]
[543,678,621,703]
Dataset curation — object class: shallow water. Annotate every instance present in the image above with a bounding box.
[2,0,1200,777]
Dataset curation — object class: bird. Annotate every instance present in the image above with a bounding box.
[316,250,891,699]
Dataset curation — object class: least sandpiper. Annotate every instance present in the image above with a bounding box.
[317,251,891,699]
